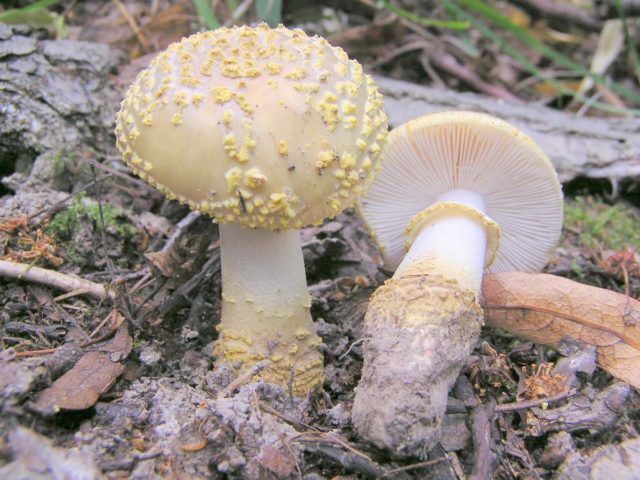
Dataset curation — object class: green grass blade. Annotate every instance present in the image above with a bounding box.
[0,0,62,22]
[378,0,469,30]
[453,0,640,105]
[256,0,282,26]
[444,0,640,116]
[191,0,221,30]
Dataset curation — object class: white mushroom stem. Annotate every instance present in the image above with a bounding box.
[352,190,500,456]
[216,224,323,395]
[396,189,489,293]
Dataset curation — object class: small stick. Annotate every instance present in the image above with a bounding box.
[469,400,497,480]
[383,457,446,476]
[160,210,202,254]
[54,288,91,302]
[111,0,149,51]
[494,389,576,413]
[0,259,114,300]
[90,163,115,277]
[217,360,271,398]
[14,348,57,358]
[338,338,364,360]
[28,174,112,220]
[295,432,373,462]
[258,402,323,432]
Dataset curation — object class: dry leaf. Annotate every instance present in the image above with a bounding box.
[481,272,640,388]
[29,323,132,416]
[577,20,625,97]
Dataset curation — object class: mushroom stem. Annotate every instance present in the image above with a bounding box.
[396,189,489,292]
[352,190,500,457]
[215,224,323,395]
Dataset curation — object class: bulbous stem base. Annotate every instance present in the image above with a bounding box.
[214,224,324,396]
[352,262,483,457]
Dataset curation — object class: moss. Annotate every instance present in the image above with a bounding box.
[51,149,71,177]
[564,196,640,251]
[48,192,136,241]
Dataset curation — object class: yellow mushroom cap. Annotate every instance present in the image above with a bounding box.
[359,111,563,273]
[115,23,388,230]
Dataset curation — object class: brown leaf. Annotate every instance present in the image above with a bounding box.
[29,324,131,416]
[481,272,640,388]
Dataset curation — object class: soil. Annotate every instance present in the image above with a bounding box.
[1,3,640,479]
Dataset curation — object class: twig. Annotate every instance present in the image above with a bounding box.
[146,251,220,321]
[338,338,364,360]
[383,458,446,476]
[81,155,152,192]
[218,360,271,398]
[89,309,118,338]
[258,401,324,433]
[132,277,167,317]
[294,431,373,463]
[494,389,576,412]
[90,163,115,277]
[162,211,202,254]
[53,288,91,302]
[28,174,112,220]
[469,400,497,480]
[14,348,57,358]
[300,442,385,479]
[446,451,466,480]
[111,0,150,51]
[0,259,114,300]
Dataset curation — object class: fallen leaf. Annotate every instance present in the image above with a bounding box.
[576,20,625,97]
[29,323,132,416]
[481,272,640,388]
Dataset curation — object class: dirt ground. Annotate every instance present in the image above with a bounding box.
[1,1,640,479]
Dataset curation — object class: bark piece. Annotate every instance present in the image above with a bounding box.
[29,323,132,416]
[556,436,640,479]
[481,272,640,388]
[374,75,640,183]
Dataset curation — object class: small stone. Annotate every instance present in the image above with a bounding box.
[139,345,162,367]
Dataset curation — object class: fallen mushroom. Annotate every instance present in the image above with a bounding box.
[115,24,387,395]
[352,111,563,456]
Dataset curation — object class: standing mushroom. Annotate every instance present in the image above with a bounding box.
[352,111,563,455]
[115,24,387,396]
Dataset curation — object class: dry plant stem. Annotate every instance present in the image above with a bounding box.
[214,224,324,396]
[0,259,114,301]
[111,0,149,50]
[494,388,576,413]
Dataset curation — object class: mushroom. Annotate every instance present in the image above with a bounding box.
[115,24,388,396]
[352,111,563,455]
